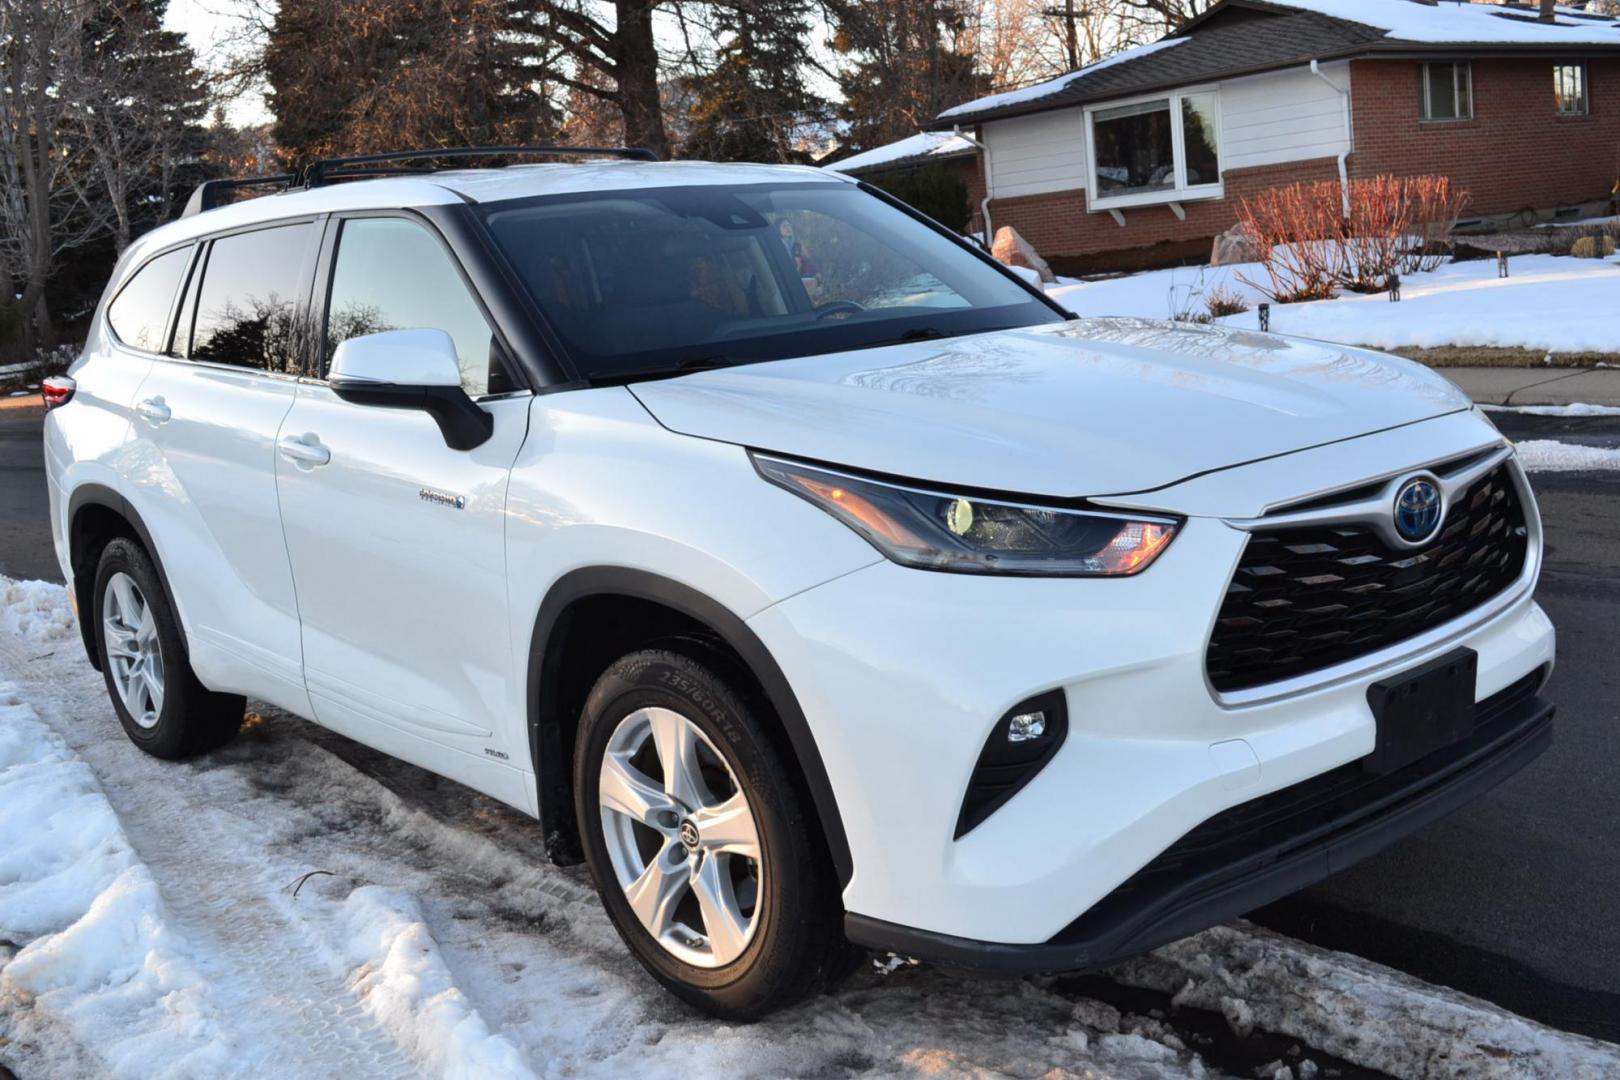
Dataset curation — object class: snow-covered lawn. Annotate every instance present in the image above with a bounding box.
[5,577,1620,1080]
[1048,254,1620,355]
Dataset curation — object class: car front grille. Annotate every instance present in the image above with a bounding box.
[1206,463,1529,693]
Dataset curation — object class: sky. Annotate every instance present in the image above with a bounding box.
[163,0,272,126]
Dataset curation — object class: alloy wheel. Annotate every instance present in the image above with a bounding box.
[598,706,763,968]
[102,571,165,729]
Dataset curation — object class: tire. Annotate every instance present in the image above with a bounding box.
[93,537,244,759]
[574,647,850,1019]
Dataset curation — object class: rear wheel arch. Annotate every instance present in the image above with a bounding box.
[526,567,854,889]
[67,485,187,671]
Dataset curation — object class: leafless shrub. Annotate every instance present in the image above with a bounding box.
[1237,175,1471,302]
[1204,286,1250,319]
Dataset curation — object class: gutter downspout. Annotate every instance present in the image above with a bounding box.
[953,124,994,243]
[1310,60,1353,219]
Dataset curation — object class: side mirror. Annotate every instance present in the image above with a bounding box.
[329,329,493,451]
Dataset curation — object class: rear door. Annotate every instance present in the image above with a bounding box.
[121,220,320,715]
[273,213,533,807]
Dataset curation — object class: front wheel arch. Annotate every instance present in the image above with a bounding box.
[526,567,853,890]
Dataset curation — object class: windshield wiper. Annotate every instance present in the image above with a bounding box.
[851,325,1019,352]
[589,354,753,387]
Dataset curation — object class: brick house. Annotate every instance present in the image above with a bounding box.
[928,0,1620,274]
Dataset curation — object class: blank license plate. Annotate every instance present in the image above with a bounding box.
[1364,648,1477,774]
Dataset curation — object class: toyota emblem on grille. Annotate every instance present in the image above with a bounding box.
[1393,477,1443,544]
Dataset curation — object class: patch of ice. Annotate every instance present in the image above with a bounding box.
[1513,439,1620,472]
[1112,922,1620,1080]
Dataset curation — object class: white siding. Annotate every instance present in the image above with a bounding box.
[983,111,1087,198]
[1217,61,1352,171]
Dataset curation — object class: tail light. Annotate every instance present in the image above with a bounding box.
[40,375,76,410]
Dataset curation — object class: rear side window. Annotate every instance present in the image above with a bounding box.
[189,223,315,374]
[106,246,191,353]
[323,218,507,396]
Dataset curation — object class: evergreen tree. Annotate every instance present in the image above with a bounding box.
[681,1,822,163]
[828,0,985,152]
[265,0,561,165]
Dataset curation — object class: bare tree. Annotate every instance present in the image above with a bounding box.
[0,0,108,355]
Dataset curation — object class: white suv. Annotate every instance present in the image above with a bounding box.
[42,149,1555,1018]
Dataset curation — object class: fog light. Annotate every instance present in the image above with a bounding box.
[1007,711,1045,743]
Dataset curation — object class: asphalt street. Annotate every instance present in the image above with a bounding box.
[2,402,1618,1042]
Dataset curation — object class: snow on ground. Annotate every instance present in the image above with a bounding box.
[1048,254,1620,355]
[1512,440,1620,473]
[1482,403,1620,418]
[4,577,1620,1079]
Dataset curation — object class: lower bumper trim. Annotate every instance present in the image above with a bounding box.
[846,677,1553,976]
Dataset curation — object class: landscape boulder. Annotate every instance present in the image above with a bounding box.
[1210,223,1264,267]
[991,226,1055,283]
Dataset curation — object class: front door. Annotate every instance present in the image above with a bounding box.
[274,214,532,808]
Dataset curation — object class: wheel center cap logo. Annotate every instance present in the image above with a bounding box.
[678,819,701,850]
[1394,477,1443,543]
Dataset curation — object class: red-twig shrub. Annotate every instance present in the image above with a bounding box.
[1237,175,1471,302]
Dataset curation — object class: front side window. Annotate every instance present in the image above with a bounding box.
[188,223,314,373]
[1554,63,1588,116]
[324,218,505,396]
[1087,90,1222,207]
[1421,62,1473,121]
[106,246,191,353]
[480,182,1060,383]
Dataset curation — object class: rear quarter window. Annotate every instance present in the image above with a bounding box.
[106,246,191,353]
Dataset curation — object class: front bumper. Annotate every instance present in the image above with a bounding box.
[844,670,1552,974]
[746,420,1554,950]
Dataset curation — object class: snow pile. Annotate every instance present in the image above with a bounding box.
[1112,922,1620,1080]
[0,577,76,644]
[1049,255,1620,355]
[939,38,1187,119]
[1267,0,1620,45]
[0,680,232,1079]
[1482,402,1620,418]
[828,131,975,174]
[338,887,538,1080]
[1512,439,1620,473]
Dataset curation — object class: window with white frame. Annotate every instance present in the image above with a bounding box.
[1420,62,1472,121]
[1085,90,1222,209]
[1554,63,1588,116]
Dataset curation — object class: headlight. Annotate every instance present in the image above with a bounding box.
[753,454,1179,577]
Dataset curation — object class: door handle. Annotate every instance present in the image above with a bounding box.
[135,397,171,425]
[277,434,331,468]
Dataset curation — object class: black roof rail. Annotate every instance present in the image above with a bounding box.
[180,173,298,217]
[299,145,660,188]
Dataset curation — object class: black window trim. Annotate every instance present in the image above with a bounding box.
[102,241,198,358]
[154,214,327,380]
[310,206,532,401]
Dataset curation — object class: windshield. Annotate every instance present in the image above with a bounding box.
[479,181,1064,382]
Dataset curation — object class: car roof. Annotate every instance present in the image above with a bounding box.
[128,160,851,266]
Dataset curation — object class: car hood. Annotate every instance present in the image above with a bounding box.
[629,317,1471,500]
